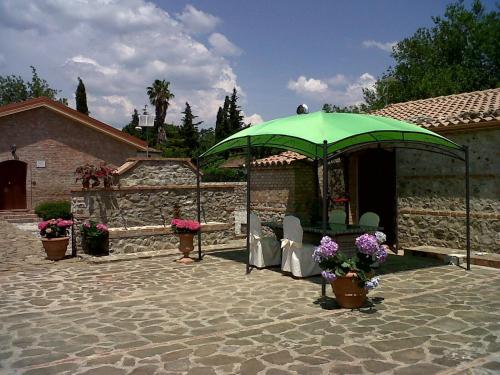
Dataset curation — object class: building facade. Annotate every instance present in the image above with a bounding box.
[0,97,148,210]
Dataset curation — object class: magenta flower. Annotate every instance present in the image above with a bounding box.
[96,223,108,232]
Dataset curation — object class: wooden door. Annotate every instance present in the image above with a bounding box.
[0,160,27,210]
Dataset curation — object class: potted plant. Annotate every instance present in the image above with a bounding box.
[313,231,388,308]
[95,163,117,189]
[38,218,74,260]
[171,218,201,264]
[81,221,109,256]
[74,164,100,189]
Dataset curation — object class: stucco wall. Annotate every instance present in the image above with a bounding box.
[0,107,139,208]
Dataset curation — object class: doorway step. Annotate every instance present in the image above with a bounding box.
[0,210,40,224]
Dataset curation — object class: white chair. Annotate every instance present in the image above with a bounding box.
[359,212,380,227]
[281,216,322,277]
[249,213,281,268]
[329,210,346,225]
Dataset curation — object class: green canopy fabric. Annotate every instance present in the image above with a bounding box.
[202,111,462,158]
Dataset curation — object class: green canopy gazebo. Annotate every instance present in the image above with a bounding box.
[194,111,471,286]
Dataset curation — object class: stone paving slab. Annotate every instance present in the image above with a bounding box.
[1,220,499,374]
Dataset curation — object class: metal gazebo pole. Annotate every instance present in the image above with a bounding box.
[246,136,251,274]
[321,140,328,297]
[196,157,202,261]
[465,146,471,270]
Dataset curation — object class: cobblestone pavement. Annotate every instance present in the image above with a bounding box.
[1,221,500,374]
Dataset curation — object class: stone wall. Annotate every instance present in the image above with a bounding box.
[119,158,197,186]
[397,127,500,253]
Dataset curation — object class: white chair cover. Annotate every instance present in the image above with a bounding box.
[281,216,321,277]
[249,213,281,268]
[359,212,380,227]
[329,210,346,225]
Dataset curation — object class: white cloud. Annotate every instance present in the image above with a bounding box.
[362,40,397,53]
[243,113,263,126]
[208,33,242,56]
[287,76,328,94]
[287,73,376,106]
[176,4,219,34]
[0,0,241,128]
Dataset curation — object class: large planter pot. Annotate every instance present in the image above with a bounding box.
[177,233,195,264]
[41,237,69,261]
[82,233,109,256]
[331,271,367,309]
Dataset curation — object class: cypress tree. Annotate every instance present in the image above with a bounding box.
[228,88,243,134]
[180,102,202,153]
[75,77,89,115]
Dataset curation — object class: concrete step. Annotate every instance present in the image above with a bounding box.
[404,246,500,269]
[0,211,40,223]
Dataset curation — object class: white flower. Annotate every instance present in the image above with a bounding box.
[375,231,386,244]
[45,228,52,234]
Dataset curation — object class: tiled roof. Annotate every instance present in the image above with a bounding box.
[253,151,310,167]
[0,97,148,150]
[373,88,500,129]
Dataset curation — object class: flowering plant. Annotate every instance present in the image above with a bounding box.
[171,219,201,234]
[313,231,388,289]
[81,221,109,238]
[75,163,117,188]
[38,218,73,239]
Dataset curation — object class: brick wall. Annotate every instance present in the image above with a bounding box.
[251,161,319,225]
[0,107,139,208]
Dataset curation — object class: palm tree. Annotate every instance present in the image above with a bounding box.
[147,79,174,144]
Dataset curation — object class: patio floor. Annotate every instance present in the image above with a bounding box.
[1,224,500,374]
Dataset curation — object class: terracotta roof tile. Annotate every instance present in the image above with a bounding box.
[373,88,500,129]
[253,151,310,167]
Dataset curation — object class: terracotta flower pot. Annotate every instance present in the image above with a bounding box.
[41,237,69,261]
[331,271,367,309]
[177,233,194,264]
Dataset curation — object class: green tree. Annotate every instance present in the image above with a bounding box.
[321,103,368,113]
[179,102,202,154]
[364,0,500,110]
[0,66,65,105]
[197,127,216,155]
[228,88,244,134]
[214,95,231,142]
[147,79,174,145]
[162,124,187,157]
[122,109,143,138]
[75,77,89,115]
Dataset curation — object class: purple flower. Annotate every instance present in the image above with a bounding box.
[373,247,388,263]
[312,236,339,263]
[321,270,337,282]
[355,234,380,255]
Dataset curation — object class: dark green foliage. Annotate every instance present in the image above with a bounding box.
[363,0,500,110]
[161,124,188,157]
[180,102,202,153]
[322,103,368,113]
[75,77,89,115]
[215,96,231,142]
[122,109,144,139]
[197,127,216,156]
[201,165,245,182]
[228,88,244,134]
[0,66,65,105]
[35,201,71,220]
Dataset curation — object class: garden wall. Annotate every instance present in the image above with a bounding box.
[71,158,246,255]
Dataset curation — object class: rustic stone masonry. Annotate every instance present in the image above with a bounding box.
[71,159,246,254]
[396,128,499,253]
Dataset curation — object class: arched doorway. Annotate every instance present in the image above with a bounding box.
[0,160,27,210]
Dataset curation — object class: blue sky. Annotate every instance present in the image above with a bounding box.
[0,0,495,128]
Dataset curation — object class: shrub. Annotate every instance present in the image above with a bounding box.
[35,201,71,220]
[202,166,245,182]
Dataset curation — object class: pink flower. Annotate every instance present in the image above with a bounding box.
[83,222,91,229]
[38,221,49,231]
[96,223,108,232]
[57,220,73,228]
